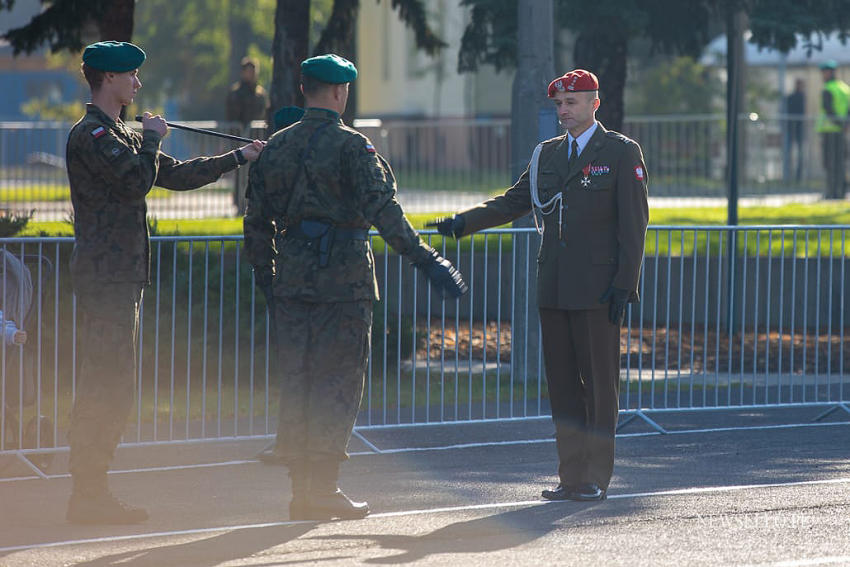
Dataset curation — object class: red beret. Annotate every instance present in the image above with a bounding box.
[547,69,599,97]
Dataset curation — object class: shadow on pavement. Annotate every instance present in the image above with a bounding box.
[309,501,600,564]
[65,524,316,567]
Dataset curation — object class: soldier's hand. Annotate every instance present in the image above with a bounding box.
[599,285,630,326]
[425,214,465,238]
[141,112,167,137]
[12,330,26,345]
[240,140,266,162]
[415,249,468,299]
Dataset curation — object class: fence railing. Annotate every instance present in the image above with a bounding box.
[0,114,837,221]
[0,226,847,466]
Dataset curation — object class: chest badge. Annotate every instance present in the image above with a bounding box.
[580,164,591,188]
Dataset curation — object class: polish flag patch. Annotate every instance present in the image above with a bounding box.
[91,126,106,139]
[633,165,645,181]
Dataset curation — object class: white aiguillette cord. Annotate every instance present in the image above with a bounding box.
[528,142,564,239]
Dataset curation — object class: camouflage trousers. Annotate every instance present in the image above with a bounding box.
[68,282,142,485]
[272,298,372,464]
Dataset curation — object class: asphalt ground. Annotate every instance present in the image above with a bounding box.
[1,407,849,566]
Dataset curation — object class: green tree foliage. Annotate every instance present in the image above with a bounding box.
[458,0,850,130]
[1,0,135,53]
[2,0,445,121]
[459,0,713,129]
[627,57,720,116]
[133,0,276,120]
[269,0,446,121]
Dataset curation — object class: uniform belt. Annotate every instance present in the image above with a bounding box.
[286,220,368,268]
[287,222,369,242]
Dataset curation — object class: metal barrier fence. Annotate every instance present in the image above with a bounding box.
[0,226,848,468]
[0,114,837,221]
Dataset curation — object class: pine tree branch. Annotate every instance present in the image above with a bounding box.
[387,0,447,55]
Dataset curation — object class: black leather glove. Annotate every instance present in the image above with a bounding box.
[599,285,630,326]
[414,249,469,299]
[425,214,466,238]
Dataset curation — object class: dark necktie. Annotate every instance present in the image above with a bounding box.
[568,139,579,173]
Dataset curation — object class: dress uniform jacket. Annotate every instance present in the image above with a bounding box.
[459,123,649,309]
[67,104,240,288]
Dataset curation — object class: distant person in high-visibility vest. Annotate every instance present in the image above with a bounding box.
[816,60,850,199]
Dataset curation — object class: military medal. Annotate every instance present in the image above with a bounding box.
[581,164,591,188]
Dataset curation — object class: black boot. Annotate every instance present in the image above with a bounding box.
[67,474,148,525]
[304,460,369,521]
[288,463,311,521]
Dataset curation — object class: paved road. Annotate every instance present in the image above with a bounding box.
[1,409,849,566]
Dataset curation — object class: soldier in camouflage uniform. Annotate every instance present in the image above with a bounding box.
[244,54,467,521]
[65,41,264,525]
[225,57,269,126]
[226,58,270,214]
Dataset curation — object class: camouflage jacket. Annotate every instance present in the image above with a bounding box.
[225,81,268,125]
[243,107,432,302]
[67,104,240,288]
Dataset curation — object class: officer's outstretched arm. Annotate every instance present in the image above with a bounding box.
[425,215,466,238]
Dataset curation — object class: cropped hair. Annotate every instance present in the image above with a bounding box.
[301,73,332,96]
[81,63,105,91]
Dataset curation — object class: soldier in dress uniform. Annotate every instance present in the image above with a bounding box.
[429,69,649,502]
[65,41,264,525]
[243,53,468,521]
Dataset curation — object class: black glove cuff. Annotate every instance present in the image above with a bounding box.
[451,214,466,238]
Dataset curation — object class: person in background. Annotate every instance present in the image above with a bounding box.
[816,60,850,199]
[785,78,806,182]
[225,57,269,127]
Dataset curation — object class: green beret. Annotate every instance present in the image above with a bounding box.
[820,59,838,70]
[82,41,146,73]
[301,54,357,84]
[273,106,305,131]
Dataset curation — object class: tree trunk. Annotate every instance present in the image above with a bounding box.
[269,0,310,123]
[229,0,255,86]
[97,0,135,42]
[315,0,360,124]
[573,31,627,132]
[96,0,135,121]
[510,0,555,383]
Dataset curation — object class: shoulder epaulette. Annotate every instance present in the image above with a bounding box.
[605,131,634,144]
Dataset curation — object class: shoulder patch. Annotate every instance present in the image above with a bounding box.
[91,126,107,139]
[365,142,376,154]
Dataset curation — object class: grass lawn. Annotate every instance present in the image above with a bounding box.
[16,202,850,256]
[0,185,229,203]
